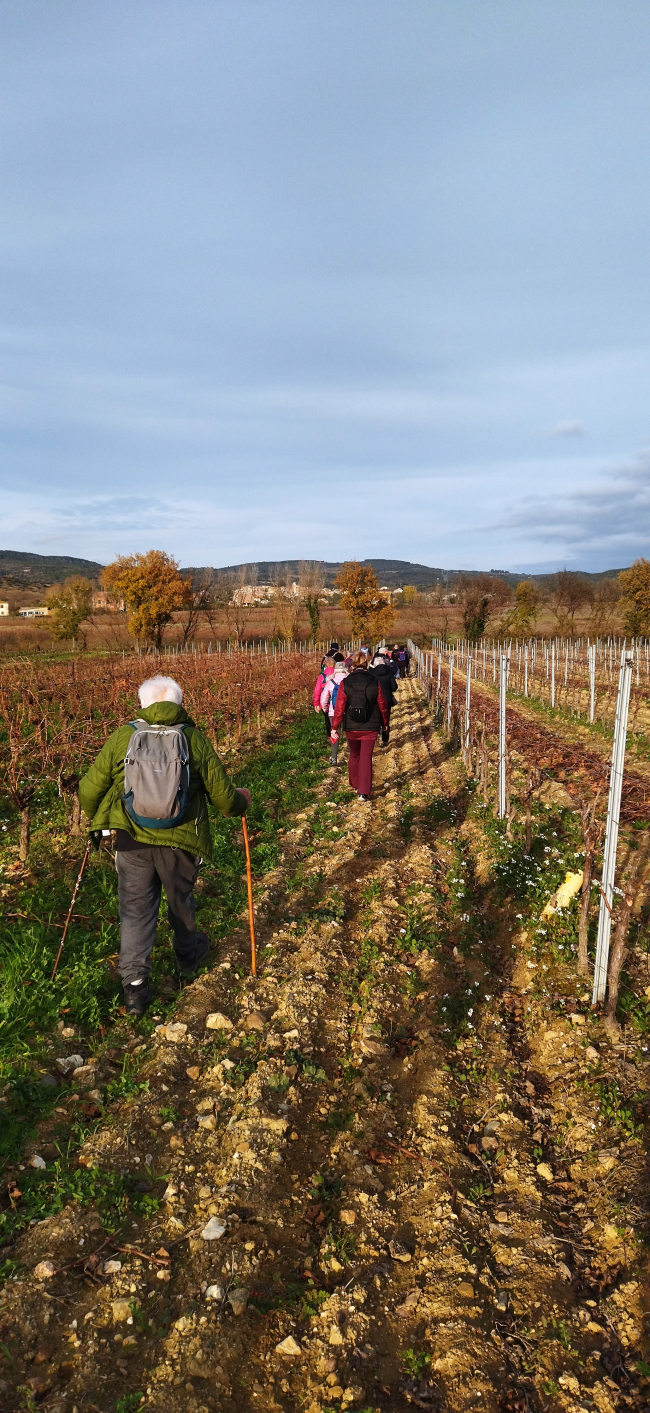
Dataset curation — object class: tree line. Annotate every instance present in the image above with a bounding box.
[414,562,650,642]
[25,556,650,651]
[41,554,398,651]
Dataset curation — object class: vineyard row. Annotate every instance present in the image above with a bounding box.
[428,634,650,735]
[0,648,321,861]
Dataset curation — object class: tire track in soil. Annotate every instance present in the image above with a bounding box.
[2,685,649,1413]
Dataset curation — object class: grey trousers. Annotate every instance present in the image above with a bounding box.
[115,846,209,984]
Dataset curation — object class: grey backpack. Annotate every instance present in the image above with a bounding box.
[122,720,190,830]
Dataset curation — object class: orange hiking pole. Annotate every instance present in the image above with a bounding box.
[242,816,257,977]
[51,836,94,981]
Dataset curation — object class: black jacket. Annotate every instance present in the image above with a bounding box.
[332,670,390,735]
[371,662,398,710]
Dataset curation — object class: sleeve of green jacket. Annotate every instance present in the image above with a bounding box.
[192,732,247,817]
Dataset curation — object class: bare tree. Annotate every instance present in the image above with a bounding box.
[549,570,593,634]
[214,565,259,643]
[590,578,620,636]
[176,569,217,647]
[410,588,450,643]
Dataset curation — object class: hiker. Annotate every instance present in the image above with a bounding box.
[78,675,250,1018]
[370,651,399,731]
[320,642,340,670]
[320,660,348,766]
[393,644,409,678]
[313,655,336,740]
[376,646,399,687]
[331,650,389,800]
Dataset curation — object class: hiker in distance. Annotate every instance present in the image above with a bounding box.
[331,649,389,800]
[370,650,399,733]
[78,674,250,1018]
[320,657,348,766]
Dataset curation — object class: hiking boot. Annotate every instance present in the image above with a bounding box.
[176,935,210,978]
[122,979,152,1018]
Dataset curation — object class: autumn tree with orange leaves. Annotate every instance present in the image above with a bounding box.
[103,550,189,649]
[335,561,394,643]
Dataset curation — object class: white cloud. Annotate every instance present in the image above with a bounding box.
[551,420,584,436]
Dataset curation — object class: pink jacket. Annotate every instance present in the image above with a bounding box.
[313,666,334,709]
[320,669,347,717]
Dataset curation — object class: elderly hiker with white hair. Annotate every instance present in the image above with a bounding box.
[78,674,250,1018]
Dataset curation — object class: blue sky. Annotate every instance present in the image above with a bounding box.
[1,1,650,571]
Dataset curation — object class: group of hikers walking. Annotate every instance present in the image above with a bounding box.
[312,641,409,800]
[76,640,411,1019]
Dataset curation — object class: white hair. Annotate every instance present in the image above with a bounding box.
[138,675,183,708]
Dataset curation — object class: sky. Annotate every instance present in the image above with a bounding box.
[1,1,650,573]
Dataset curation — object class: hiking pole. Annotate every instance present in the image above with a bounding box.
[242,816,257,977]
[51,835,95,981]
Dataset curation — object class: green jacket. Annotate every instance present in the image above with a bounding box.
[78,701,246,856]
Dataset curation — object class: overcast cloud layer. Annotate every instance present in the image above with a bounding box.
[1,1,649,571]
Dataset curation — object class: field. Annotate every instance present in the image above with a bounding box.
[0,586,631,661]
[0,652,650,1413]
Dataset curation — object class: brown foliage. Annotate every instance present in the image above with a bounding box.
[335,561,394,642]
[103,550,189,649]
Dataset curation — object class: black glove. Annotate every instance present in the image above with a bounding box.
[90,830,113,852]
[382,728,390,745]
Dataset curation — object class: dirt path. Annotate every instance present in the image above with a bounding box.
[2,683,650,1413]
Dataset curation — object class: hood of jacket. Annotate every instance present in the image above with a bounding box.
[132,701,195,727]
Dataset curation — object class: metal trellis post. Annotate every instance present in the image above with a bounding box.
[447,651,454,732]
[592,650,634,1004]
[464,655,471,756]
[498,653,507,818]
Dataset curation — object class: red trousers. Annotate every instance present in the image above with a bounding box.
[346,730,378,796]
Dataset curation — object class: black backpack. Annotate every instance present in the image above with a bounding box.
[345,671,378,724]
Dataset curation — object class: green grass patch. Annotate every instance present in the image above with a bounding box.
[0,707,332,1177]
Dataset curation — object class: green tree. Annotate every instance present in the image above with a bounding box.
[463,593,489,641]
[335,561,394,643]
[48,576,92,648]
[510,580,540,635]
[458,573,511,641]
[618,560,650,636]
[103,551,189,649]
[299,561,326,640]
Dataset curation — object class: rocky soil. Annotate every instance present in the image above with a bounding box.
[1,680,650,1413]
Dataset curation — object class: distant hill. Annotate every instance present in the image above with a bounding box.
[183,558,448,588]
[182,558,625,590]
[0,551,104,587]
[0,551,626,592]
